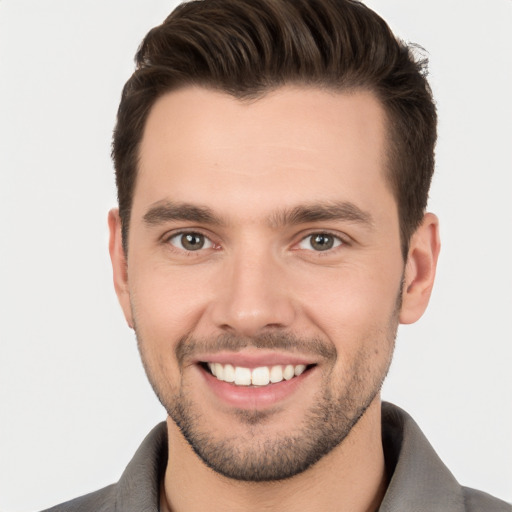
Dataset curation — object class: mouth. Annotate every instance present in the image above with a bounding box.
[195,353,319,409]
[201,361,316,387]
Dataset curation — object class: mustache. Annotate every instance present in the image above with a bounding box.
[176,332,337,366]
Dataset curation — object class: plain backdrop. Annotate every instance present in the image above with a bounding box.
[1,1,511,510]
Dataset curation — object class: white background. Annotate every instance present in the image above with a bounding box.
[0,1,511,510]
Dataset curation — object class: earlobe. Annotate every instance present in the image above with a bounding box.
[399,213,441,324]
[108,208,134,329]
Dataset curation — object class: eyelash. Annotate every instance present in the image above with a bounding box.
[296,232,346,252]
[164,230,218,253]
[163,230,348,255]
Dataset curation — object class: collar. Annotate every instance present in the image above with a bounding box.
[379,402,465,511]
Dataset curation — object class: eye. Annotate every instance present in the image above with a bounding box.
[297,233,343,252]
[168,232,214,251]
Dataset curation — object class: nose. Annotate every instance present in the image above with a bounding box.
[208,246,297,337]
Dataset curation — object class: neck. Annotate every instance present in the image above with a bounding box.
[161,398,387,512]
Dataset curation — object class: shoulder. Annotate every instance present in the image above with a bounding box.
[40,484,117,512]
[462,487,511,512]
[37,422,167,512]
[381,403,510,512]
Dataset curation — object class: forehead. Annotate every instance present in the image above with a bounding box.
[135,86,394,222]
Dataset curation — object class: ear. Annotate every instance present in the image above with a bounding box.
[108,208,134,329]
[399,213,441,324]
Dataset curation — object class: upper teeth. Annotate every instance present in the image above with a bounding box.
[207,363,307,386]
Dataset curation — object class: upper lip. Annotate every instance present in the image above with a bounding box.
[194,349,318,368]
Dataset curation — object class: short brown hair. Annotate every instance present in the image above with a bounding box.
[112,0,437,258]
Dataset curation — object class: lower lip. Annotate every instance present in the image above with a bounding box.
[198,364,315,409]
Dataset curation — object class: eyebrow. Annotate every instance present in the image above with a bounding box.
[268,201,374,229]
[142,200,373,229]
[143,201,225,226]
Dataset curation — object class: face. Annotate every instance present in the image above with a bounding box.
[112,86,410,481]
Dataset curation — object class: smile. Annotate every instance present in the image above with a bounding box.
[205,362,311,386]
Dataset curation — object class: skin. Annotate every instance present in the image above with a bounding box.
[109,86,440,512]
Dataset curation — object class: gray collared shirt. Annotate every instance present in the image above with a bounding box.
[42,402,510,511]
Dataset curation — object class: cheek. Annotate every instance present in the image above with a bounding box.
[129,263,213,347]
[291,260,402,350]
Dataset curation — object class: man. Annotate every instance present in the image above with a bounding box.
[39,0,509,510]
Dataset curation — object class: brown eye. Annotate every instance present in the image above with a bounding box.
[298,233,343,252]
[168,232,213,251]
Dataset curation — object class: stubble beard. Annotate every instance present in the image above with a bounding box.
[135,314,398,482]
